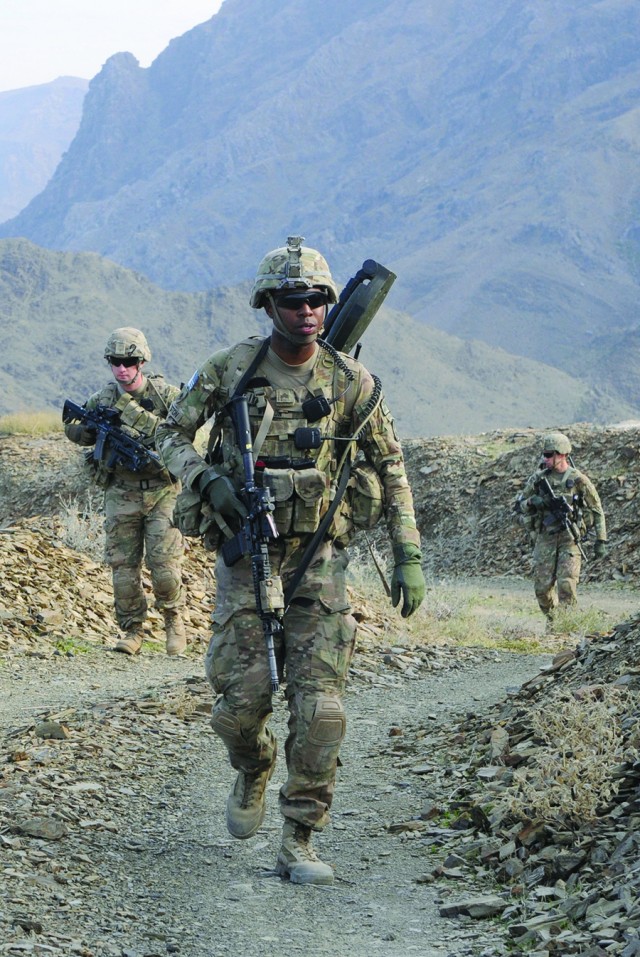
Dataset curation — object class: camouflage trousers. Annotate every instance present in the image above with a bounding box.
[104,479,185,631]
[532,530,581,617]
[205,539,357,830]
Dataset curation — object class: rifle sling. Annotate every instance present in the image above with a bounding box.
[229,338,270,401]
[283,459,352,610]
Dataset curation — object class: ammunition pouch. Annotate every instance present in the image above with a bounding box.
[172,485,223,550]
[330,460,385,546]
[173,486,205,537]
[260,466,328,535]
[83,448,113,489]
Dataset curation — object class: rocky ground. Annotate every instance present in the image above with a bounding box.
[1,428,640,956]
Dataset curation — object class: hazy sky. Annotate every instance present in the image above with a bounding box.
[0,0,225,93]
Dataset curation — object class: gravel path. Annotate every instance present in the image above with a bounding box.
[1,643,550,957]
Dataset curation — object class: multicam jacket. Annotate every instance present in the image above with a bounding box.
[519,465,607,540]
[156,337,420,550]
[65,374,179,487]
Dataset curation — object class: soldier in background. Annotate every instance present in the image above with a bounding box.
[64,327,186,656]
[156,238,425,884]
[516,430,607,622]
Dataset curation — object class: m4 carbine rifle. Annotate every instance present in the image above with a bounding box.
[62,399,164,474]
[221,395,283,693]
[536,475,586,560]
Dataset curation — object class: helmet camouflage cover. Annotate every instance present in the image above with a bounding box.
[104,327,151,362]
[542,431,572,454]
[250,235,339,309]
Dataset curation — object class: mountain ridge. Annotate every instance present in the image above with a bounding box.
[3,238,634,436]
[1,0,640,424]
[0,76,87,221]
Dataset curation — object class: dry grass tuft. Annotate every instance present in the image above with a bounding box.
[0,410,62,435]
[58,491,104,561]
[505,686,636,826]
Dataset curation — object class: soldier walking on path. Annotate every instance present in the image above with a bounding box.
[516,431,607,623]
[64,327,187,656]
[157,237,425,884]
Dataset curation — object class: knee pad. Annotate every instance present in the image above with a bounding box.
[112,566,143,601]
[151,565,182,603]
[307,695,346,749]
[210,709,245,751]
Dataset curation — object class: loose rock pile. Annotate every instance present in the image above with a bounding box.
[0,517,214,656]
[3,426,640,954]
[387,618,640,955]
[0,677,214,955]
[3,424,639,587]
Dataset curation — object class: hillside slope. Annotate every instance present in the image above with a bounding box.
[0,77,86,222]
[4,239,634,435]
[1,0,640,400]
[2,423,638,587]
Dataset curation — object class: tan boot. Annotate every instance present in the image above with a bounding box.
[114,625,144,655]
[226,750,277,840]
[164,610,187,656]
[276,819,334,885]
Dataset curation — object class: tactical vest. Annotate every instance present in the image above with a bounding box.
[88,375,174,487]
[536,466,586,535]
[172,338,384,546]
[213,339,357,537]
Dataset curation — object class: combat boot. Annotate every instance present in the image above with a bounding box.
[163,610,187,656]
[114,624,144,655]
[276,819,334,885]
[226,750,277,840]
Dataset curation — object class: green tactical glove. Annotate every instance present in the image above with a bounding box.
[527,495,545,510]
[391,543,426,619]
[197,468,248,521]
[594,540,607,560]
[65,423,96,446]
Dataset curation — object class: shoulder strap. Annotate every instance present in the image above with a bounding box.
[228,338,270,400]
[283,458,352,610]
[205,338,270,463]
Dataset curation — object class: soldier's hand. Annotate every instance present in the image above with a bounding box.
[594,540,607,560]
[65,423,97,445]
[390,543,426,618]
[527,495,545,510]
[198,469,248,521]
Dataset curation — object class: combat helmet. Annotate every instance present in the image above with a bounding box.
[542,431,572,455]
[250,235,339,309]
[104,327,151,363]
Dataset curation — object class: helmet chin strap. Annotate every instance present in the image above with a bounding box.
[267,292,325,346]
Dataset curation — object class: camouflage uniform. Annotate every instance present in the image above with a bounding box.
[66,374,185,634]
[156,337,421,829]
[519,464,606,617]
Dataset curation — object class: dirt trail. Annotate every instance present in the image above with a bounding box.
[1,641,547,957]
[2,581,637,956]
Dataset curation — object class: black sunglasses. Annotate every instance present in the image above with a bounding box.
[275,292,328,310]
[542,450,558,458]
[108,356,139,368]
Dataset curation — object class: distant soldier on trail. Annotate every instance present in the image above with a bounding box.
[64,327,187,656]
[515,431,607,623]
